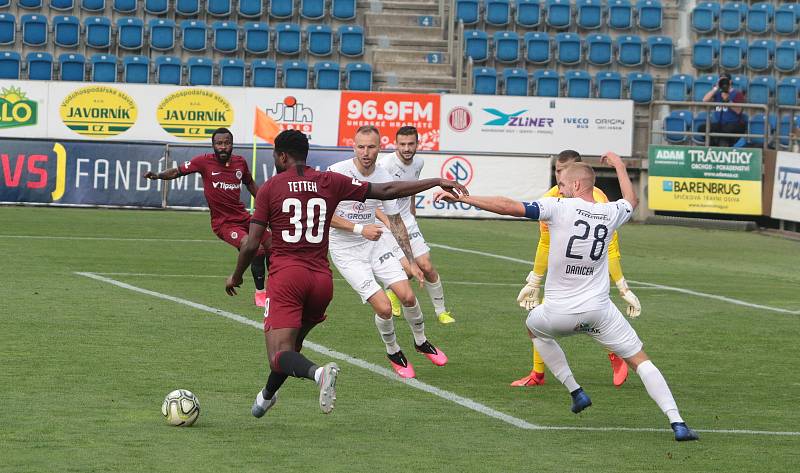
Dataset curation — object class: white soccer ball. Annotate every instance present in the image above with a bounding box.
[161,389,200,427]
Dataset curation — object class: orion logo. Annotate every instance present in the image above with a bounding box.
[483,108,554,128]
[440,156,474,186]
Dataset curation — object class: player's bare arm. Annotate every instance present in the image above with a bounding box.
[436,193,526,218]
[331,215,383,242]
[143,167,181,180]
[226,221,266,295]
[601,152,638,208]
[368,178,467,201]
[246,180,259,199]
[374,208,391,227]
[386,214,425,285]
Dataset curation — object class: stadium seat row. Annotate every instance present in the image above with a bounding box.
[692,37,800,73]
[4,0,358,21]
[467,30,672,67]
[0,50,372,90]
[456,0,662,31]
[664,72,800,107]
[664,109,800,147]
[0,14,365,57]
[691,2,799,35]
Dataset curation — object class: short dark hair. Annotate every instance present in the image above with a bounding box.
[355,125,380,137]
[274,129,309,161]
[557,149,582,163]
[396,126,418,140]
[211,127,233,142]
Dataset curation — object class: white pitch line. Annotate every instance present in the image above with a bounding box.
[428,243,800,316]
[74,271,800,437]
[0,235,218,243]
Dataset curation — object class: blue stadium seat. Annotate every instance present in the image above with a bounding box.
[627,72,653,103]
[748,113,775,146]
[113,0,137,13]
[176,0,200,16]
[516,0,542,28]
[276,23,302,56]
[219,58,245,86]
[586,34,612,66]
[746,2,774,34]
[251,59,277,87]
[455,0,480,25]
[19,0,43,8]
[187,57,213,86]
[212,21,239,53]
[54,16,80,48]
[244,22,270,54]
[546,0,572,29]
[775,40,799,73]
[775,4,799,35]
[524,31,550,64]
[149,19,176,51]
[637,0,662,30]
[665,74,694,102]
[720,2,746,34]
[608,0,634,29]
[778,114,793,147]
[81,0,105,12]
[238,0,263,18]
[748,75,776,105]
[0,51,20,79]
[693,39,719,70]
[664,110,692,143]
[555,32,581,65]
[207,0,232,17]
[345,63,372,91]
[339,25,364,57]
[647,36,673,67]
[533,69,560,97]
[465,30,489,62]
[332,0,357,21]
[123,55,149,83]
[473,67,498,95]
[51,0,75,10]
[565,70,591,98]
[0,0,10,5]
[145,0,169,15]
[301,0,326,20]
[486,0,512,26]
[283,60,309,89]
[692,111,709,144]
[314,61,341,90]
[596,71,623,99]
[718,38,746,71]
[494,31,520,63]
[577,0,603,30]
[85,16,111,49]
[617,35,643,67]
[503,68,529,96]
[692,2,720,33]
[155,55,181,85]
[0,14,14,46]
[22,15,48,47]
[91,54,117,82]
[748,39,775,72]
[693,74,719,101]
[59,53,86,81]
[271,0,295,19]
[27,52,53,80]
[307,25,333,57]
[181,20,208,52]
[777,77,800,106]
[731,73,748,91]
[118,18,144,50]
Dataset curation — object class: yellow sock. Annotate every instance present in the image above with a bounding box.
[532,347,545,374]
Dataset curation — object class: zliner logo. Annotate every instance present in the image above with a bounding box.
[212,182,241,191]
[0,86,37,129]
[441,156,474,186]
[483,108,554,127]
[447,107,472,132]
[777,166,800,201]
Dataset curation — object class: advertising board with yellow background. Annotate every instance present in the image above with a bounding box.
[648,145,762,215]
[59,85,138,138]
[156,88,233,141]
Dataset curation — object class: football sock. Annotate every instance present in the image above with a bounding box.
[250,256,266,291]
[273,351,318,381]
[533,338,579,392]
[401,299,427,345]
[636,360,684,424]
[423,275,447,315]
[532,346,546,375]
[262,371,288,400]
[375,314,401,354]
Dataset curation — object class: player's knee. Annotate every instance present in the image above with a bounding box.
[369,295,392,318]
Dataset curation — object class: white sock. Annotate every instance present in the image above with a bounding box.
[533,338,580,392]
[424,275,447,315]
[636,360,684,424]
[374,314,401,354]
[402,298,427,345]
[314,366,323,385]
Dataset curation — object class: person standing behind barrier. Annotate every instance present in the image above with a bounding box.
[699,73,747,147]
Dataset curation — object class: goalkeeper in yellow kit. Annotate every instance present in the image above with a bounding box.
[511,150,642,387]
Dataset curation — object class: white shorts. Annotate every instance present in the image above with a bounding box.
[525,301,643,359]
[330,239,408,304]
[380,223,431,261]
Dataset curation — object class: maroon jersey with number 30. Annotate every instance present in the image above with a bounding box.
[252,165,370,275]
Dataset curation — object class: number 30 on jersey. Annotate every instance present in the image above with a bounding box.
[282,198,327,244]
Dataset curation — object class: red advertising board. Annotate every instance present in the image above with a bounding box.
[337,92,440,150]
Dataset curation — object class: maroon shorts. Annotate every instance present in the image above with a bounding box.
[264,267,333,331]
[214,223,271,256]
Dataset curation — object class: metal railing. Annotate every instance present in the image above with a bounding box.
[777,105,800,151]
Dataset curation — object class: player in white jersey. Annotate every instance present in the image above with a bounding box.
[328,125,448,379]
[375,126,456,325]
[434,152,699,442]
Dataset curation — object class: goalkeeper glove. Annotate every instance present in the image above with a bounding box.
[517,271,543,311]
[616,278,641,318]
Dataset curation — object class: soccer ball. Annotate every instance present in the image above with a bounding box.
[161,389,200,427]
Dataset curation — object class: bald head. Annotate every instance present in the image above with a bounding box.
[558,162,595,198]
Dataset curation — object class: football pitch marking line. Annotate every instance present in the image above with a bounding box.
[0,234,218,243]
[75,271,800,437]
[428,243,800,316]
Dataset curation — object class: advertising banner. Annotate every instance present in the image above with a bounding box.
[438,95,634,156]
[0,82,49,139]
[244,89,340,146]
[647,145,763,215]
[770,151,800,223]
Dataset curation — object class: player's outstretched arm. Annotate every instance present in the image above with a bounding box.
[225,222,266,296]
[368,178,468,201]
[601,152,638,209]
[436,192,527,218]
[143,167,182,181]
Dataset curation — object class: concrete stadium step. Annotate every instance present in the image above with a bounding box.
[370,48,449,63]
[358,0,441,13]
[364,12,442,27]
[374,61,453,76]
[377,84,457,94]
[366,36,448,49]
[374,73,456,88]
[365,24,445,41]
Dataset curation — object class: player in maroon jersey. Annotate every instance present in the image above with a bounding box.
[143,128,271,307]
[224,130,467,417]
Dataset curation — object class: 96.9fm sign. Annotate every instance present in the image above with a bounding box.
[337,92,440,150]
